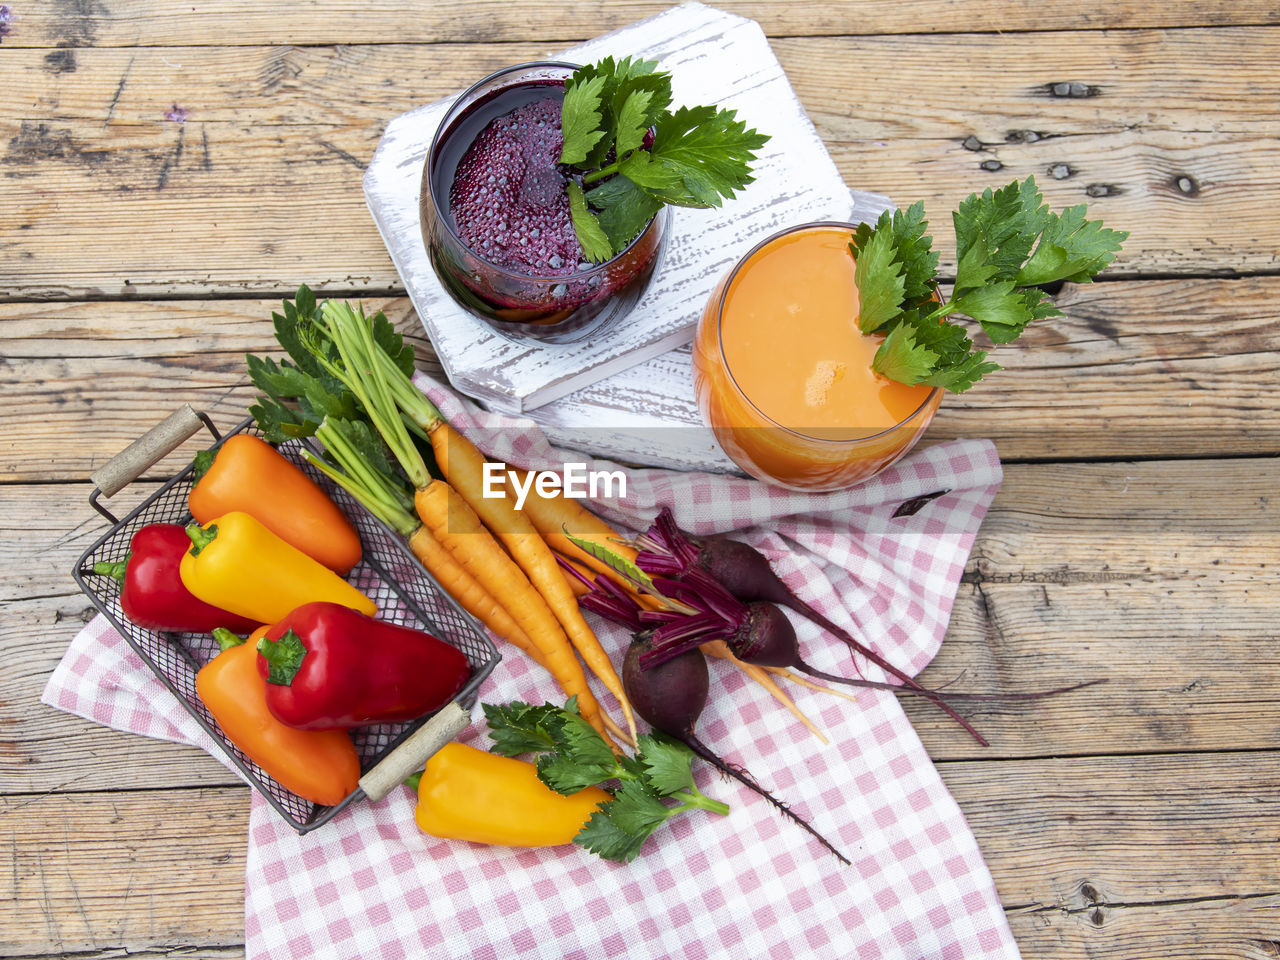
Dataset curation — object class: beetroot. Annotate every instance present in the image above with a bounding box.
[622,635,850,866]
[635,509,993,743]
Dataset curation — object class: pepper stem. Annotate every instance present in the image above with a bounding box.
[403,772,423,792]
[185,523,218,556]
[256,629,308,685]
[191,448,217,484]
[212,627,247,652]
[91,555,130,585]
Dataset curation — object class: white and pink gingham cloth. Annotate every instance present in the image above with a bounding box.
[45,375,1017,960]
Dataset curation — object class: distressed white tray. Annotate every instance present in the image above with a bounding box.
[523,189,895,473]
[364,1,853,414]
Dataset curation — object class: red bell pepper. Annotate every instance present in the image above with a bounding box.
[93,523,260,633]
[255,602,471,730]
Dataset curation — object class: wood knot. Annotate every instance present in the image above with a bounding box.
[980,159,1004,172]
[1006,129,1045,144]
[1047,81,1101,98]
[1049,163,1073,180]
[962,135,983,152]
[1085,183,1120,198]
[1173,174,1200,196]
[1090,907,1105,926]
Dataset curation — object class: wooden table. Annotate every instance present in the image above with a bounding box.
[3,2,1278,957]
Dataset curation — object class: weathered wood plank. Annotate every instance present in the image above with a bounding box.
[3,29,1279,296]
[942,755,1280,959]
[3,753,1279,958]
[0,787,248,958]
[3,0,1277,48]
[1007,894,1280,960]
[8,456,1276,794]
[2,278,1276,484]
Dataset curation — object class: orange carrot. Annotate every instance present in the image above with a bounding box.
[513,469,648,601]
[757,664,859,703]
[432,424,638,746]
[304,422,544,671]
[406,526,547,672]
[415,478,614,746]
[316,302,620,745]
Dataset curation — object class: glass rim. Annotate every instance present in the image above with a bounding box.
[424,59,663,283]
[712,220,942,446]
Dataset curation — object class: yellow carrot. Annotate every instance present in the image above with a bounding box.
[415,479,614,746]
[316,301,621,745]
[406,526,547,672]
[513,468,649,602]
[702,640,829,745]
[432,423,638,745]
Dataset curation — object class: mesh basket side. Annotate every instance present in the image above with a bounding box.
[73,418,500,833]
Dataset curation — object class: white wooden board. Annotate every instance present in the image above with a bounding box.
[364,1,853,413]
[523,189,896,472]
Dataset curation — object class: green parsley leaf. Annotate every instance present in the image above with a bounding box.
[852,221,907,334]
[566,181,614,264]
[918,351,1001,393]
[617,148,684,192]
[587,174,663,251]
[559,58,768,259]
[637,735,696,796]
[1017,203,1129,286]
[852,176,1125,392]
[647,105,769,208]
[607,779,672,836]
[558,73,607,166]
[872,323,940,384]
[615,88,654,158]
[481,698,729,864]
[535,708,617,793]
[482,700,566,756]
[953,177,1050,293]
[573,806,647,863]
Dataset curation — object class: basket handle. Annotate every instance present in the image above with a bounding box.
[358,701,472,803]
[89,405,221,521]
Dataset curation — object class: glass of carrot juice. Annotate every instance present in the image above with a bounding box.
[692,222,942,491]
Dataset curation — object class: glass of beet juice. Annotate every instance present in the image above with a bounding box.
[420,62,670,342]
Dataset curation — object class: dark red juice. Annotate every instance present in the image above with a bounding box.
[422,74,667,341]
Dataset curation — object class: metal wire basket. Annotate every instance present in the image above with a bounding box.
[72,405,501,833]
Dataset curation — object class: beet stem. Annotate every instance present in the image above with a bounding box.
[779,597,992,745]
[796,666,1107,704]
[680,731,851,867]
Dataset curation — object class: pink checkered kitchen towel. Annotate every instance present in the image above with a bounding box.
[45,373,1015,960]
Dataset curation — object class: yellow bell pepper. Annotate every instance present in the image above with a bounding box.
[179,511,375,624]
[413,743,610,847]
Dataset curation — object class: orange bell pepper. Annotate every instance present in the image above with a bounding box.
[189,434,362,574]
[197,627,361,806]
[411,742,610,847]
[180,511,376,624]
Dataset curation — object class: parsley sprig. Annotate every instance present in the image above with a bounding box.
[851,176,1128,392]
[483,698,730,863]
[559,56,770,262]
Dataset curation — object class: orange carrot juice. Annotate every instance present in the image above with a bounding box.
[692,223,941,490]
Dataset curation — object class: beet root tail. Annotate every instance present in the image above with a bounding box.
[682,732,851,867]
